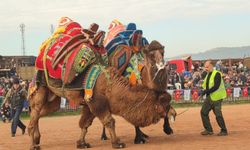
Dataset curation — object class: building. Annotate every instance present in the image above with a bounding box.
[0,55,36,78]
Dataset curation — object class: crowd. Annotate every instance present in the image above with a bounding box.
[168,60,249,90]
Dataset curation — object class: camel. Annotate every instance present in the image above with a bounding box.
[100,40,175,144]
[28,40,176,150]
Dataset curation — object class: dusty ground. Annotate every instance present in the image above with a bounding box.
[0,104,250,150]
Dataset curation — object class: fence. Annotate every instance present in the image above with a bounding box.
[1,87,250,115]
[57,87,250,112]
[167,86,250,103]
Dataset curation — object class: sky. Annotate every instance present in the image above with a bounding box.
[0,0,250,58]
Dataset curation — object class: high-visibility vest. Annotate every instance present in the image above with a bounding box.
[202,70,226,101]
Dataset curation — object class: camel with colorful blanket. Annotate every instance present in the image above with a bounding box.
[28,17,176,150]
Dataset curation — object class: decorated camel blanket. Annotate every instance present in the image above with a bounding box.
[104,20,149,85]
[35,17,106,84]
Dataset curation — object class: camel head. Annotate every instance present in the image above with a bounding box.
[155,91,176,135]
[156,91,176,118]
[142,40,168,91]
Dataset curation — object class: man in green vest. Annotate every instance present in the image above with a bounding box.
[200,60,228,136]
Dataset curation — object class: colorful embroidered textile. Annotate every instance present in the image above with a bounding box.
[83,65,102,101]
[105,20,148,82]
[35,18,107,84]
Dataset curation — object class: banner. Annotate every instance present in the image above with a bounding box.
[242,87,248,97]
[233,87,241,98]
[184,90,191,101]
[174,90,181,101]
[226,88,232,96]
[60,97,66,108]
[192,89,199,101]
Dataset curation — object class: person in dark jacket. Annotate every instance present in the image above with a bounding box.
[200,60,228,136]
[3,77,27,137]
[1,101,11,123]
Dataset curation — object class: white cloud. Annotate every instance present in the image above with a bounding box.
[0,0,250,31]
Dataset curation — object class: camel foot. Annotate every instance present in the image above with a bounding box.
[30,145,40,150]
[163,127,173,135]
[76,141,91,149]
[35,139,40,145]
[112,142,126,149]
[134,135,147,144]
[101,134,108,140]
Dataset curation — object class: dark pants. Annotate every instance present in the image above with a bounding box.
[200,97,227,132]
[11,106,26,134]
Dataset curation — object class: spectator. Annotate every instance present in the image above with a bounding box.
[215,60,222,71]
[1,101,11,123]
[171,71,182,89]
[3,77,27,137]
[224,78,231,89]
[238,61,244,72]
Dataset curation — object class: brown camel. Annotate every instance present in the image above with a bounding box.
[100,40,174,144]
[28,41,175,150]
[28,69,174,150]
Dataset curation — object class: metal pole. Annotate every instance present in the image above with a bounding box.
[20,23,25,56]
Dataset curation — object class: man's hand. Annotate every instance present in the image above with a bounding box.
[201,90,207,96]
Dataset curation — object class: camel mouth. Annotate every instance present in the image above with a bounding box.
[167,106,177,122]
[156,62,165,71]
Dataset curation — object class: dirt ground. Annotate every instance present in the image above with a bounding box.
[1,104,250,150]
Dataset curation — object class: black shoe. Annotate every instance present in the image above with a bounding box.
[217,131,228,136]
[200,130,213,135]
[11,134,15,137]
[22,127,26,135]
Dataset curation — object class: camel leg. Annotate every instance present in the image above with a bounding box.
[32,96,61,145]
[101,126,108,140]
[28,86,47,150]
[86,96,125,149]
[77,104,95,149]
[134,126,149,144]
[99,113,125,149]
[163,117,173,135]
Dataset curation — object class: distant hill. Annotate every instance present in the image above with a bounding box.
[167,46,250,60]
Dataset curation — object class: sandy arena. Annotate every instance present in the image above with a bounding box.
[0,104,250,150]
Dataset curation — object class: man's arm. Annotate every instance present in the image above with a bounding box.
[204,72,221,95]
